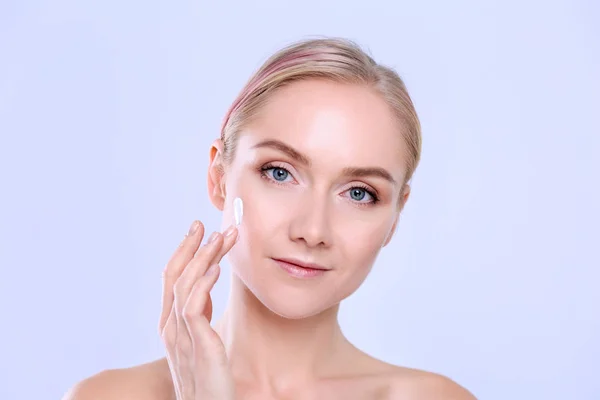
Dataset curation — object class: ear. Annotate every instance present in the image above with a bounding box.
[207,139,227,211]
[382,184,411,247]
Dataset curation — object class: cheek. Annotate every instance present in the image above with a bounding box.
[344,232,385,272]
[241,187,290,242]
[227,179,293,264]
[324,228,387,305]
[335,217,390,283]
[338,211,390,255]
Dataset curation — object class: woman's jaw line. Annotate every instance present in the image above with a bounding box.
[212,274,353,385]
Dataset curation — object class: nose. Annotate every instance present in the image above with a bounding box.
[288,192,333,249]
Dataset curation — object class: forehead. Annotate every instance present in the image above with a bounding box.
[241,79,407,178]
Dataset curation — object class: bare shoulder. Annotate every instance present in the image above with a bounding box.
[386,365,476,400]
[62,358,173,400]
[344,347,476,400]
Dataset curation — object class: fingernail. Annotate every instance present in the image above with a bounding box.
[208,232,219,243]
[206,264,218,275]
[188,221,199,235]
[223,225,236,237]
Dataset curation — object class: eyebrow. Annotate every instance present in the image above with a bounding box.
[251,139,398,186]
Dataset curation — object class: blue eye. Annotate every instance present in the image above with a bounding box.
[347,186,378,205]
[260,165,293,183]
[270,167,289,182]
[350,188,367,201]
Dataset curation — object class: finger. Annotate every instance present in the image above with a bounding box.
[162,304,195,380]
[159,220,205,332]
[160,304,178,350]
[174,232,224,315]
[175,225,237,307]
[182,264,228,363]
[208,225,239,268]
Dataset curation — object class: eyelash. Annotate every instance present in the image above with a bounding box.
[258,163,380,207]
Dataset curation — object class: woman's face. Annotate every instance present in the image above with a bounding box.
[212,79,410,319]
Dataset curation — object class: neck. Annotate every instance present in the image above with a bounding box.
[213,274,353,392]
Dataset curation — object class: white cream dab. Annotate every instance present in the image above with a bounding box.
[233,197,243,226]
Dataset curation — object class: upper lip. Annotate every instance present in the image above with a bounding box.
[273,257,330,271]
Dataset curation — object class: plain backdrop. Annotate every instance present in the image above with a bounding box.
[1,1,598,399]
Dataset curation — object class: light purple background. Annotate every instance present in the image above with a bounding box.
[1,1,598,399]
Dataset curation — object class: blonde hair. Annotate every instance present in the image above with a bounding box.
[219,37,422,188]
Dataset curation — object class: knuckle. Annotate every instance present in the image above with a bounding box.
[161,263,172,277]
[162,263,182,283]
[192,290,209,306]
[204,331,226,354]
[157,320,165,335]
[161,326,176,347]
[182,305,196,320]
[161,267,174,282]
[173,278,185,294]
[173,295,184,313]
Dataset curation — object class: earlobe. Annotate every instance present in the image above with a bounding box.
[207,139,227,211]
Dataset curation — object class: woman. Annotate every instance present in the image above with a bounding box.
[65,37,476,399]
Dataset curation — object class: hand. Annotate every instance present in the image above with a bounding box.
[159,221,238,400]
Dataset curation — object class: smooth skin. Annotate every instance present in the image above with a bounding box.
[160,223,238,400]
[64,80,477,399]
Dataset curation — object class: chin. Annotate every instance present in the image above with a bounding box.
[254,287,335,320]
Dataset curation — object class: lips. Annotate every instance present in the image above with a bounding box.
[272,258,330,278]
[272,257,329,271]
